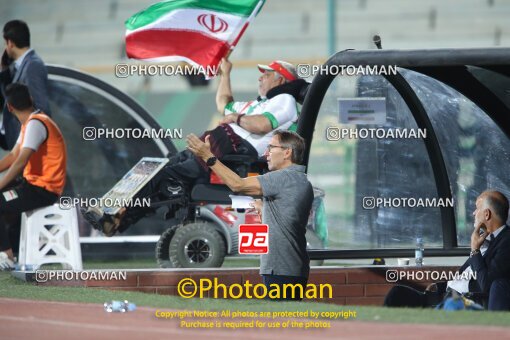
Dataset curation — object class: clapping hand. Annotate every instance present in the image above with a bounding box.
[186,133,214,161]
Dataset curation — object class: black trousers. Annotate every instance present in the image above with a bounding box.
[134,136,258,200]
[383,283,446,308]
[117,150,209,228]
[262,275,309,301]
[488,279,510,311]
[119,138,258,229]
[0,179,58,252]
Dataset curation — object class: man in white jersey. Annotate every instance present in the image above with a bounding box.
[215,58,299,157]
[84,58,304,236]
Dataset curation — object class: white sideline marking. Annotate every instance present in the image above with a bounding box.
[80,236,159,243]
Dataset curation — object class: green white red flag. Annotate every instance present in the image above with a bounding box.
[125,0,265,77]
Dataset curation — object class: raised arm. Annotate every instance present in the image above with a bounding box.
[216,58,234,114]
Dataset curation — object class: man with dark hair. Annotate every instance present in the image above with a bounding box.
[0,83,66,270]
[187,130,314,300]
[1,20,50,150]
[384,190,510,310]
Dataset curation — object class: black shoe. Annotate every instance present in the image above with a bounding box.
[81,206,103,231]
[81,206,117,236]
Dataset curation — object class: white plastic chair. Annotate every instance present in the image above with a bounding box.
[18,203,82,270]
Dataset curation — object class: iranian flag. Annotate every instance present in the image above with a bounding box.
[125,0,265,77]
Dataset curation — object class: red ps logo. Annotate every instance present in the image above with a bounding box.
[197,14,229,33]
[239,224,268,254]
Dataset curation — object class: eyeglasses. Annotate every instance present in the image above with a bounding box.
[266,144,288,152]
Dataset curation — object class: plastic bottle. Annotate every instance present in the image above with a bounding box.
[415,237,424,266]
[104,300,136,313]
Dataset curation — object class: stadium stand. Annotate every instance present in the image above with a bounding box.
[1,0,509,92]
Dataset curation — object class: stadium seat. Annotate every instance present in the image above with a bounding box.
[18,204,83,270]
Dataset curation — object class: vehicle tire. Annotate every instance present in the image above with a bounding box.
[169,222,226,268]
[155,225,180,268]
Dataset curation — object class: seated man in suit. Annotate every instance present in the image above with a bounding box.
[1,20,50,150]
[384,190,510,310]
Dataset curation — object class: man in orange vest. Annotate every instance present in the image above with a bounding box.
[0,83,66,270]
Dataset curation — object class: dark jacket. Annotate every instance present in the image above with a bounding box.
[0,50,50,150]
[459,225,510,294]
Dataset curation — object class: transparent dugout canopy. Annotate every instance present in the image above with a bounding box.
[299,48,510,259]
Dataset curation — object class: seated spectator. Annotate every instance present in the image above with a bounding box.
[84,58,308,236]
[384,190,510,311]
[0,83,66,270]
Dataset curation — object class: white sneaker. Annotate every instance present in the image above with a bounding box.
[0,251,15,271]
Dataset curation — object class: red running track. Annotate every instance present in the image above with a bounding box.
[1,298,509,340]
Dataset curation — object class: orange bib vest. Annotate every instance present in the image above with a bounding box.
[20,113,67,195]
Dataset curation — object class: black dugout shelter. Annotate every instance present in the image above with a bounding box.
[300,48,510,260]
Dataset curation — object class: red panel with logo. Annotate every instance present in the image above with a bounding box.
[238,224,269,254]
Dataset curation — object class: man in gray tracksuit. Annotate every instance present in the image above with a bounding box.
[187,129,314,300]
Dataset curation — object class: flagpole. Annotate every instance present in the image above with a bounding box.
[214,0,264,77]
[229,0,264,50]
